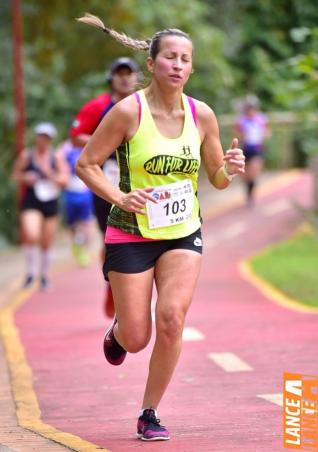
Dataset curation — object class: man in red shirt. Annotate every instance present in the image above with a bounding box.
[70,57,140,317]
[70,57,140,146]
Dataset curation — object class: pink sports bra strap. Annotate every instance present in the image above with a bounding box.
[187,96,197,126]
[134,92,141,124]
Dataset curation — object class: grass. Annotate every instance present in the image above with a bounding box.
[250,232,318,308]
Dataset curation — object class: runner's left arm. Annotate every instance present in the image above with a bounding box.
[197,101,245,189]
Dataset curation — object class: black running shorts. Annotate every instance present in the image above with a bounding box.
[103,229,202,281]
[21,192,58,218]
[243,144,264,162]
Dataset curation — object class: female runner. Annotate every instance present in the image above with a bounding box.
[13,123,68,289]
[76,14,245,441]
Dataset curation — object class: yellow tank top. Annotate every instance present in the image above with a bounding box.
[108,89,202,239]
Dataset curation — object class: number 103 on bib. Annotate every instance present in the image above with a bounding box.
[146,179,194,229]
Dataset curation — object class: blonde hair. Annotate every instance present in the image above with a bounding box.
[76,13,192,59]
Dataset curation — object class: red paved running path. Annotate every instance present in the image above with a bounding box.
[15,172,317,451]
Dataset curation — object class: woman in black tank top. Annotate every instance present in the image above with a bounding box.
[12,123,69,290]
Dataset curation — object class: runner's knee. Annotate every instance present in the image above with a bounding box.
[23,232,40,245]
[156,307,186,341]
[118,326,151,353]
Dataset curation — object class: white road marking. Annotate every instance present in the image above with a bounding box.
[262,199,290,216]
[151,315,204,342]
[222,222,246,239]
[208,352,253,372]
[257,393,283,407]
[182,327,205,341]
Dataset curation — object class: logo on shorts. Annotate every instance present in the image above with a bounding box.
[193,237,202,247]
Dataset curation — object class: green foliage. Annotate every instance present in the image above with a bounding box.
[0,2,18,246]
[220,1,318,105]
[278,27,318,159]
[274,28,318,112]
[0,151,18,246]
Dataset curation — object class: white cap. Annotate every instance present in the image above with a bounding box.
[244,94,260,109]
[34,122,57,138]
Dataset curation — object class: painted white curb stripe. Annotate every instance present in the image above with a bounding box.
[208,352,253,372]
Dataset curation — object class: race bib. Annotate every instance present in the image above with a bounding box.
[103,159,120,186]
[34,179,60,202]
[146,179,194,229]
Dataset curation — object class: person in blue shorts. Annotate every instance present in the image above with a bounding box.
[57,140,93,267]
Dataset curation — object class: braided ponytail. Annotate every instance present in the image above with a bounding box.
[76,13,151,52]
[77,13,192,60]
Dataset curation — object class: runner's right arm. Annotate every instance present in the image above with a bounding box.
[76,97,155,214]
[11,150,39,186]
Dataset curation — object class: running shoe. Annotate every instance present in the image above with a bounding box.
[103,318,126,365]
[72,244,90,268]
[23,275,34,289]
[136,409,170,441]
[40,275,50,291]
[104,285,115,318]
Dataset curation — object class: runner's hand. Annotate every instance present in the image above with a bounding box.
[120,187,157,215]
[23,171,40,186]
[223,138,245,175]
[38,167,55,180]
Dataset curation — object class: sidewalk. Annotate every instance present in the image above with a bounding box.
[0,170,313,451]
